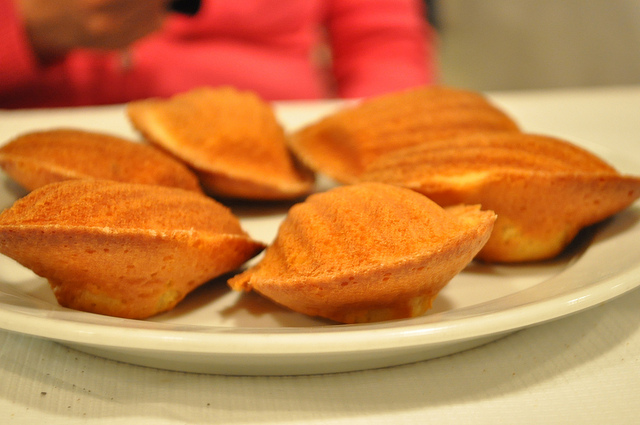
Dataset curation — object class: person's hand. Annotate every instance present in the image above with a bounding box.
[14,0,171,63]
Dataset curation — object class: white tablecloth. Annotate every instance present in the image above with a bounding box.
[2,86,640,424]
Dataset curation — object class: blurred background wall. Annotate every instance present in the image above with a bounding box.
[429,0,640,91]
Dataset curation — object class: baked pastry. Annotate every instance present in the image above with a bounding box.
[288,86,520,183]
[360,132,640,262]
[0,180,265,319]
[228,183,496,323]
[0,128,202,192]
[127,86,315,200]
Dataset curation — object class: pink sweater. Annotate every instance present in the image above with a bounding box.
[0,0,435,109]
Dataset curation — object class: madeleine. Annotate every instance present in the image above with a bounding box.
[127,86,314,200]
[0,128,202,192]
[288,86,520,184]
[229,183,496,323]
[360,132,640,262]
[0,180,265,319]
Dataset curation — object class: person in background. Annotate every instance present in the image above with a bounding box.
[0,0,436,108]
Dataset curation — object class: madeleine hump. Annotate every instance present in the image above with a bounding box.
[229,183,496,323]
[0,180,265,319]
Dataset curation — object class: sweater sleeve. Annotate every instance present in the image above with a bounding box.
[326,0,436,98]
[0,0,42,95]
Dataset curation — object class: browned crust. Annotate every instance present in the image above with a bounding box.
[288,86,520,183]
[360,132,640,262]
[127,86,315,200]
[0,128,202,192]
[0,180,265,318]
[229,183,496,323]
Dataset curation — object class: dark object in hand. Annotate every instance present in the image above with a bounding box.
[169,0,201,16]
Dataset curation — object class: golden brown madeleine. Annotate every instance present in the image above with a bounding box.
[127,86,315,200]
[0,180,265,319]
[0,129,202,192]
[229,183,496,323]
[360,132,640,262]
[288,86,520,184]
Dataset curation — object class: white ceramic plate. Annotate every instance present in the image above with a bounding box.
[1,103,639,376]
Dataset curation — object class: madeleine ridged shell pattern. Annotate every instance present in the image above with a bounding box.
[127,86,315,200]
[289,86,520,184]
[0,129,202,192]
[0,180,265,318]
[229,183,496,323]
[360,132,640,262]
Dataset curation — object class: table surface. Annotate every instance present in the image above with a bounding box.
[1,85,639,424]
